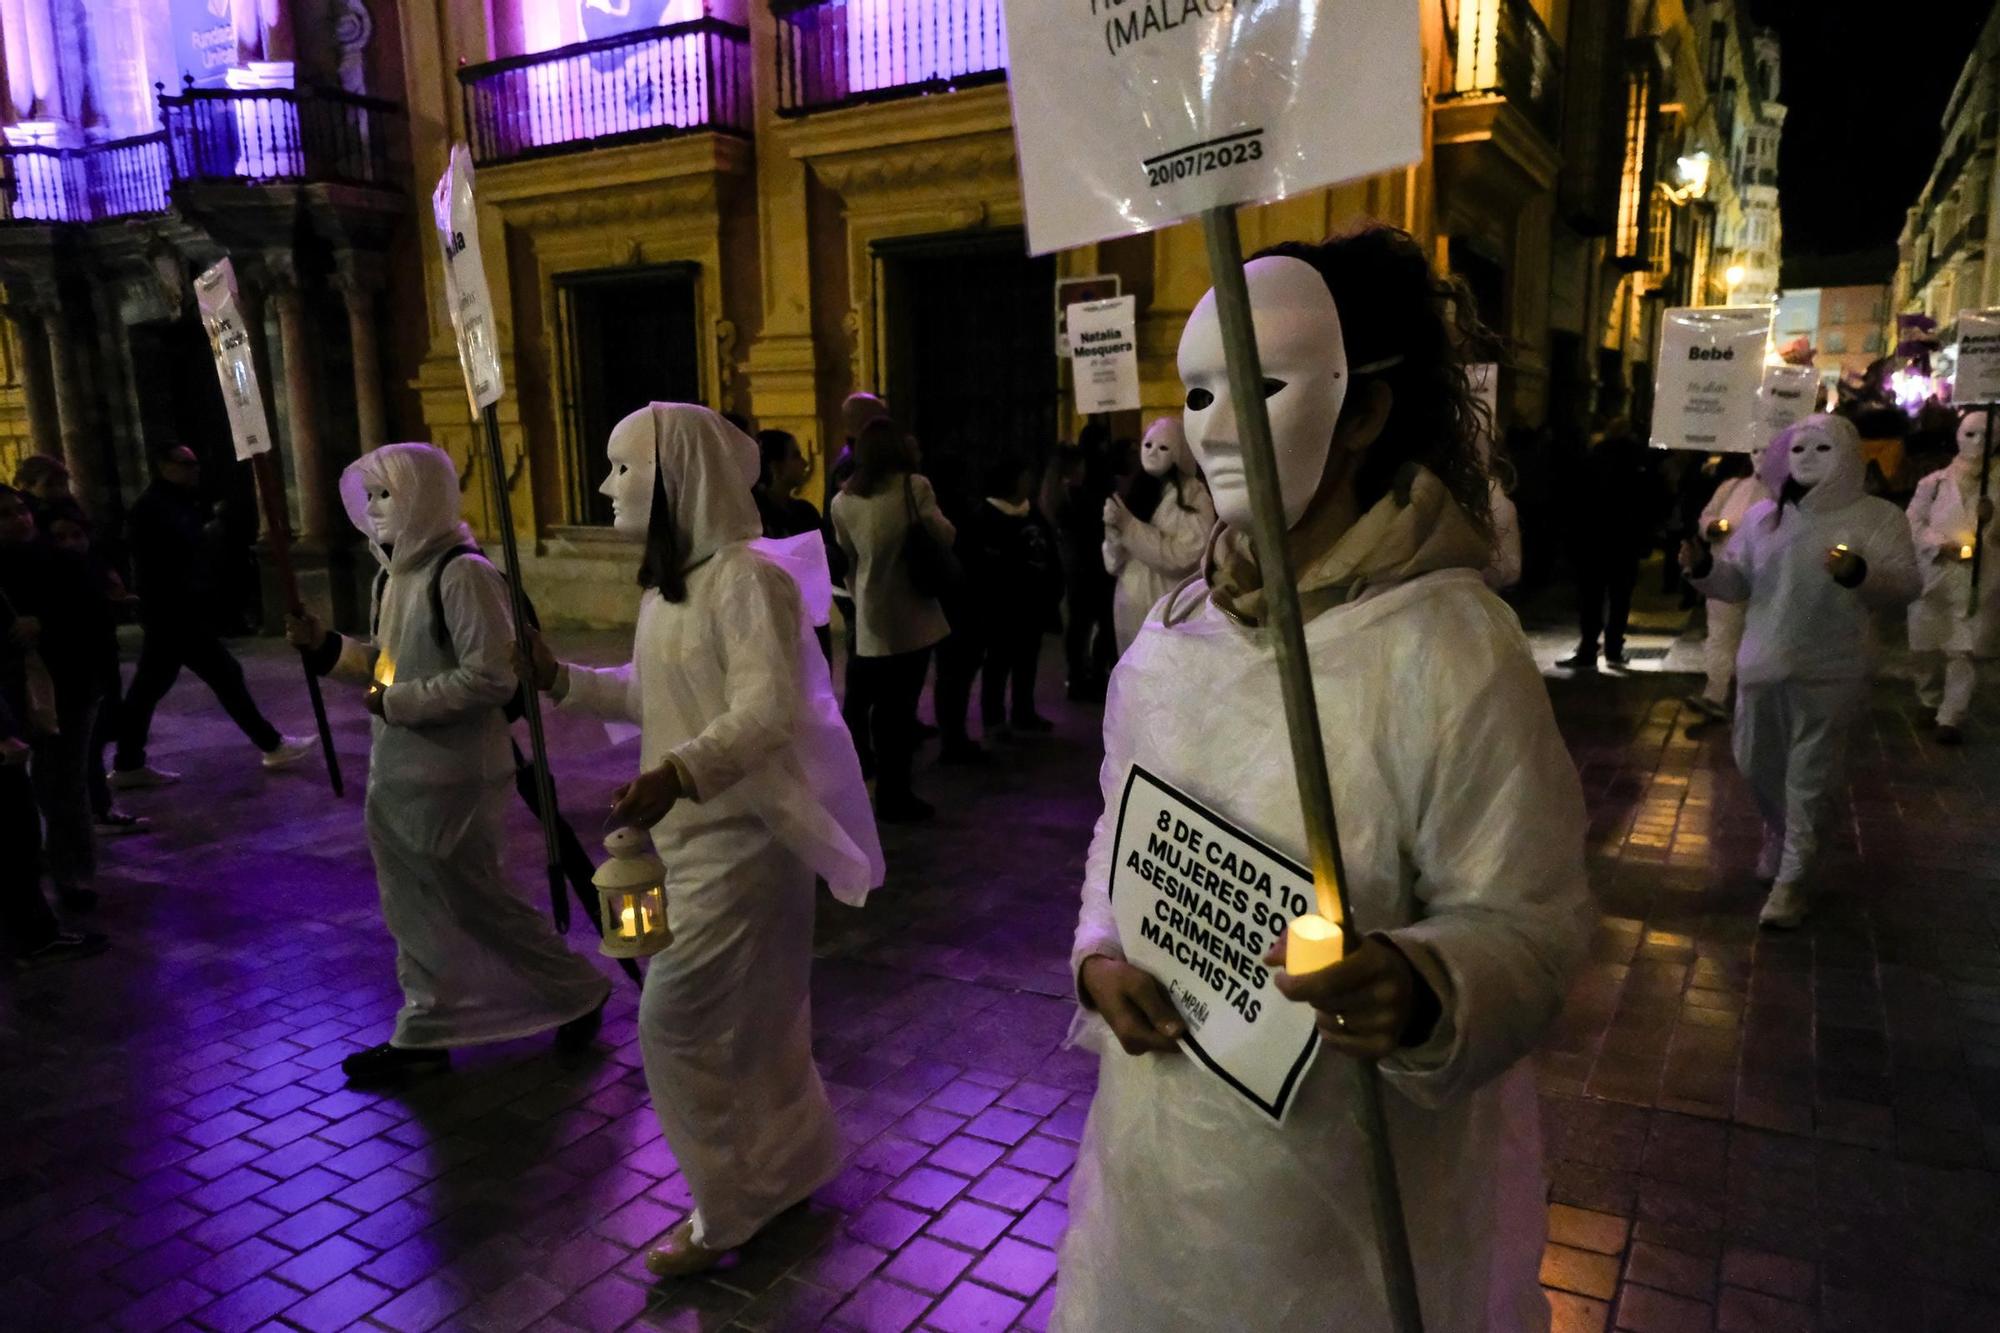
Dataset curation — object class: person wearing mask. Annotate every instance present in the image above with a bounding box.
[526,403,881,1277]
[1059,231,1592,1332]
[1906,408,2000,744]
[40,502,148,835]
[1685,452,1771,721]
[1102,417,1216,652]
[1558,417,1662,672]
[287,443,611,1087]
[1683,414,1920,928]
[967,455,1063,738]
[111,445,311,787]
[0,485,110,913]
[831,417,955,822]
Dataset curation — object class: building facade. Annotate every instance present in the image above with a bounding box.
[0,0,1772,626]
[1773,284,1891,392]
[1891,3,2000,360]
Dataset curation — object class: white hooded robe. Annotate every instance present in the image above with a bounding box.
[331,444,611,1050]
[558,405,885,1251]
[1104,432,1217,653]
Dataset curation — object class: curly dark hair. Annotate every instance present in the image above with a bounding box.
[1254,226,1495,542]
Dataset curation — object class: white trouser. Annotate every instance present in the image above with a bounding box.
[1915,652,1979,728]
[1733,678,1867,887]
[1703,600,1747,707]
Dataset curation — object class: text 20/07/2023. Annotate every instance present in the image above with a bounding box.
[1144,131,1267,188]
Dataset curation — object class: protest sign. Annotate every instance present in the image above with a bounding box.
[1055,274,1120,356]
[1651,306,1769,452]
[1003,0,1421,255]
[1109,766,1321,1123]
[1754,363,1817,448]
[1068,295,1141,414]
[193,260,274,462]
[1956,310,2000,404]
[433,143,504,412]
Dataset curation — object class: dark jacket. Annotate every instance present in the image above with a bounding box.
[127,478,218,623]
[965,500,1065,633]
[0,540,107,715]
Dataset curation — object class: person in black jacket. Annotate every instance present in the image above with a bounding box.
[969,455,1064,738]
[110,444,310,788]
[1559,418,1666,671]
[40,501,149,835]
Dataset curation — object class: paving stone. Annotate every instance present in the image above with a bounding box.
[831,1276,932,1332]
[924,1279,1025,1332]
[882,1236,974,1294]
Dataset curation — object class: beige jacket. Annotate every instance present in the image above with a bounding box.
[831,473,955,657]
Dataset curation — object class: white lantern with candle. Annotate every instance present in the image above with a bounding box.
[592,827,671,958]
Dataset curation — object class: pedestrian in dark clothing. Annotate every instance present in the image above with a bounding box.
[1560,418,1665,671]
[755,429,823,539]
[1045,426,1119,700]
[111,444,310,788]
[967,456,1063,739]
[928,448,988,763]
[39,501,148,834]
[0,680,106,965]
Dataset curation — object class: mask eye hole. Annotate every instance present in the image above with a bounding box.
[1261,379,1287,398]
[1185,387,1214,411]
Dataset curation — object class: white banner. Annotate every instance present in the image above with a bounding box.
[1108,766,1321,1124]
[192,259,274,462]
[1002,0,1422,255]
[1754,363,1817,448]
[1651,307,1769,453]
[1068,296,1141,414]
[1956,310,2000,404]
[434,143,504,412]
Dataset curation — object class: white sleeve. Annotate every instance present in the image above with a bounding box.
[378,559,518,727]
[560,660,640,722]
[1376,649,1593,1108]
[1857,501,1923,609]
[668,559,805,801]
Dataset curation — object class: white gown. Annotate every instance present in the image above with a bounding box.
[332,445,611,1050]
[1058,476,1593,1333]
[1907,460,2000,658]
[1696,473,1772,706]
[1106,475,1216,653]
[560,405,883,1251]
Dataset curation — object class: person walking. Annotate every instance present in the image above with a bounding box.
[968,455,1063,738]
[1907,407,2000,743]
[0,686,106,966]
[111,445,311,787]
[831,417,955,822]
[1559,418,1663,671]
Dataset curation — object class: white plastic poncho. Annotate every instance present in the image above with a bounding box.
[1057,471,1593,1333]
[558,404,883,1251]
[1482,477,1522,591]
[1105,437,1217,654]
[1907,457,2000,657]
[332,444,609,1050]
[1693,416,1920,683]
[1695,471,1772,702]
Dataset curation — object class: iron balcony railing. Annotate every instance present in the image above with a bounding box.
[0,132,170,223]
[458,20,751,166]
[776,0,1007,115]
[1441,0,1563,146]
[159,82,400,187]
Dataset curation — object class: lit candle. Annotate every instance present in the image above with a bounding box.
[1716,519,1731,535]
[1285,913,1345,976]
[373,654,395,687]
[1962,543,1977,561]
[619,903,639,938]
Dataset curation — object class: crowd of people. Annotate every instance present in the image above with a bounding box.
[7,223,1998,1326]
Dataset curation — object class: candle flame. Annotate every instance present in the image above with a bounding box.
[1963,544,1977,561]
[374,654,395,687]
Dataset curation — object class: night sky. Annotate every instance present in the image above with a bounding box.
[1749,0,1996,262]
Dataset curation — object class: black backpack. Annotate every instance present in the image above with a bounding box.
[371,543,537,722]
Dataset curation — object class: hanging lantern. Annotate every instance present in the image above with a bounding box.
[592,827,671,959]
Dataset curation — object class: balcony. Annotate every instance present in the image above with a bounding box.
[458,20,752,167]
[776,0,1007,115]
[1439,0,1562,145]
[0,133,170,224]
[160,84,400,187]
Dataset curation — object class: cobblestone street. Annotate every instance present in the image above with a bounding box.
[5,619,2000,1332]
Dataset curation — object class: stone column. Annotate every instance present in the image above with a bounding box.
[44,301,103,512]
[6,304,59,463]
[333,256,386,453]
[263,253,329,546]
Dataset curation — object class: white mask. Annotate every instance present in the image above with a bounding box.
[601,408,658,537]
[1958,411,1991,462]
[1788,434,1836,487]
[1179,256,1349,530]
[1139,420,1180,478]
[364,484,400,545]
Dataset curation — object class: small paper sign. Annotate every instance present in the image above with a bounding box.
[1068,295,1141,414]
[1055,273,1120,356]
[192,259,274,462]
[1002,0,1422,255]
[1651,306,1769,453]
[434,143,503,412]
[1108,765,1321,1124]
[1956,310,2000,405]
[1754,363,1817,447]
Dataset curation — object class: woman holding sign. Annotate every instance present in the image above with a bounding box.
[1060,229,1593,1332]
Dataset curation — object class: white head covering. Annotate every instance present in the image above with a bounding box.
[1143,416,1199,481]
[339,443,473,573]
[606,404,763,571]
[1759,413,1866,518]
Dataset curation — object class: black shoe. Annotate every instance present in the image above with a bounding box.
[1011,713,1055,734]
[939,741,990,765]
[1556,652,1598,672]
[342,1043,451,1088]
[555,1000,606,1054]
[17,931,108,968]
[1603,649,1630,669]
[1936,724,1966,746]
[877,795,936,824]
[58,886,99,913]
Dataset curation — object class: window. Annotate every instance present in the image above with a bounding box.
[1865,331,1884,354]
[1825,331,1847,354]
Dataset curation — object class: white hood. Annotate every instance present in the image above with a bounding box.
[1759,413,1866,519]
[339,443,474,574]
[612,404,764,571]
